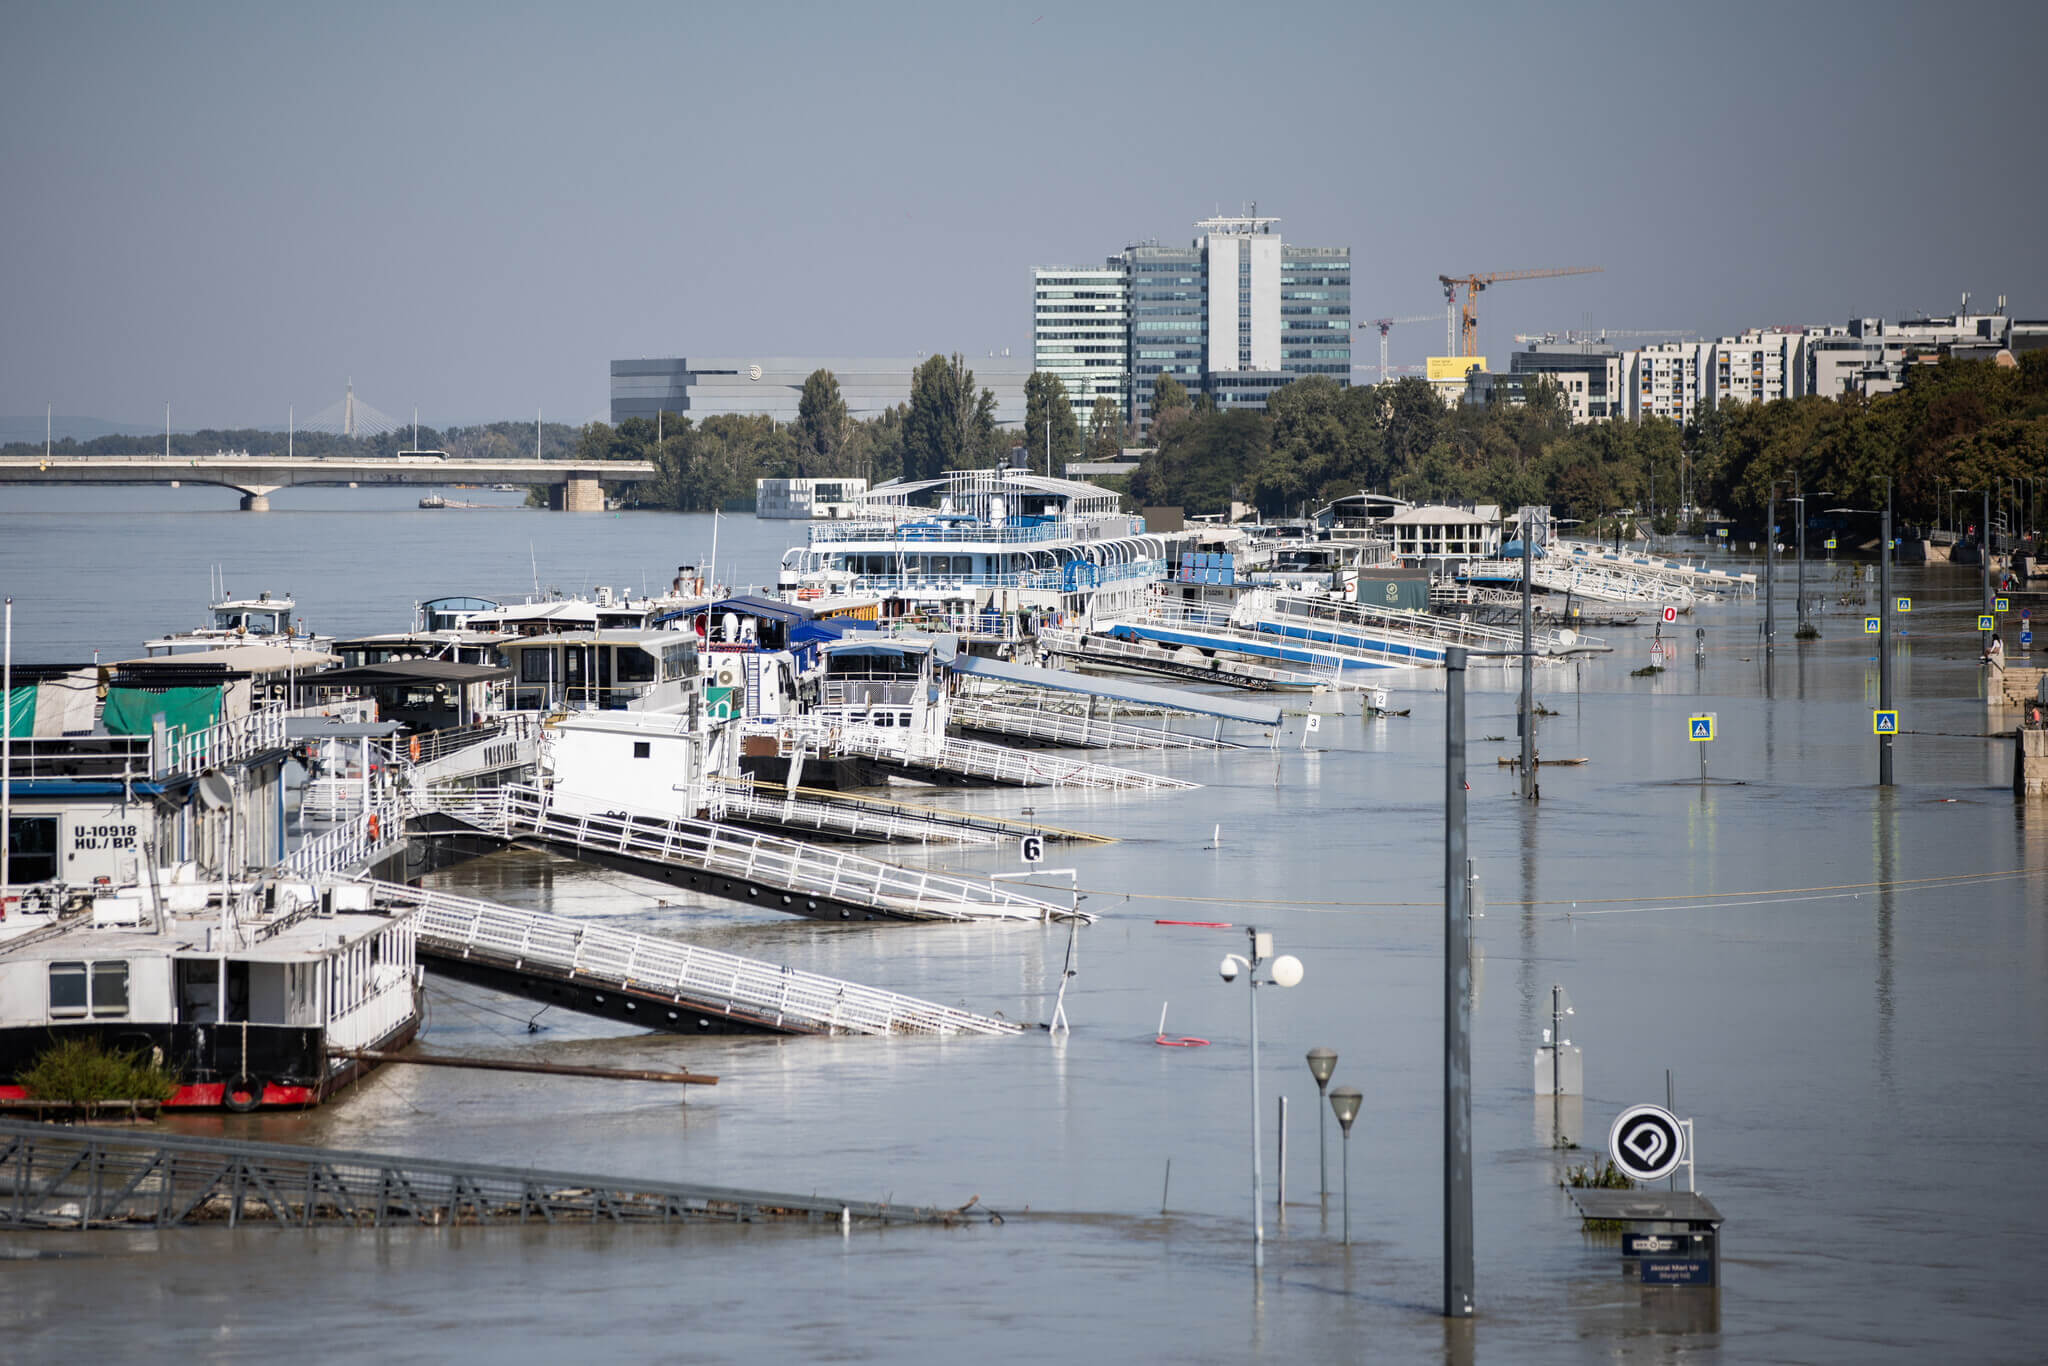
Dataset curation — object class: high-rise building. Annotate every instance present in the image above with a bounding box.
[1034,211,1350,433]
[1030,266,1130,431]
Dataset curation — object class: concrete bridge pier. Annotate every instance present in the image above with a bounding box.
[554,471,605,512]
[236,486,278,511]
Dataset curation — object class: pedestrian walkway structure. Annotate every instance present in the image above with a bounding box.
[949,698,1248,751]
[1461,541,1756,604]
[423,785,1083,923]
[754,717,1197,791]
[0,1120,997,1229]
[370,881,1026,1036]
[708,777,1107,846]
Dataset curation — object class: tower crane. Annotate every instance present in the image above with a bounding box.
[1357,315,1436,385]
[1438,267,1603,358]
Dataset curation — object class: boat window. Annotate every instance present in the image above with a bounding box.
[50,962,89,1017]
[616,649,657,684]
[520,649,552,683]
[875,712,894,727]
[633,742,652,759]
[91,961,130,1017]
[6,816,58,884]
[899,712,912,727]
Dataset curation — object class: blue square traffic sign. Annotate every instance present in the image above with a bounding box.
[1980,614,1997,631]
[1864,617,1880,634]
[1873,710,1899,735]
[1688,715,1715,742]
[1896,597,1912,613]
[1996,597,2010,612]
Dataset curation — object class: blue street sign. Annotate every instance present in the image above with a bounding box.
[1873,710,1899,735]
[1896,597,1911,613]
[1715,528,1728,538]
[1864,617,1880,635]
[1640,1259,1716,1287]
[1825,537,1838,549]
[1689,715,1715,742]
[1996,597,2011,612]
[2024,631,2035,646]
[1980,614,1997,631]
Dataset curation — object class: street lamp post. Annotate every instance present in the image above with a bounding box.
[1306,1047,1338,1199]
[1825,496,1895,786]
[1220,929,1303,1270]
[1329,1086,1363,1246]
[1764,484,1777,651]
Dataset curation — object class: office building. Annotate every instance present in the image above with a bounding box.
[1507,342,1626,423]
[610,356,1034,428]
[1036,211,1350,432]
[1031,265,1129,431]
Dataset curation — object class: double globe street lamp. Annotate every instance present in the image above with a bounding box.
[1219,928,1302,1270]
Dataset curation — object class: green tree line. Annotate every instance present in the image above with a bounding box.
[1124,351,2048,528]
[0,419,584,463]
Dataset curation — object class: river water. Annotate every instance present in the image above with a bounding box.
[3,486,2044,1363]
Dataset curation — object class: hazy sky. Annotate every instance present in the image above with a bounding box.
[3,0,2042,429]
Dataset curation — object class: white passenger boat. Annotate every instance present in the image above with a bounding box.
[143,590,333,657]
[775,469,1177,637]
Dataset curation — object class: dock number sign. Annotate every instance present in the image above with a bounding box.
[1020,834,1045,865]
[1688,715,1715,742]
[1609,1104,1687,1183]
[1873,710,1899,735]
[1864,617,1880,635]
[1662,606,1678,624]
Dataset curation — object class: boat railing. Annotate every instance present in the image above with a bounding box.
[1,736,153,782]
[325,960,421,1051]
[807,516,1145,547]
[1254,590,1604,656]
[760,716,1199,792]
[283,795,408,880]
[365,880,1025,1036]
[159,708,291,779]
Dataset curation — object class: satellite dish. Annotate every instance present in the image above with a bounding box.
[196,771,233,811]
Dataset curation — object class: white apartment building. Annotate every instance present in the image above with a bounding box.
[1031,265,1130,428]
[1707,329,1805,408]
[1626,343,1706,424]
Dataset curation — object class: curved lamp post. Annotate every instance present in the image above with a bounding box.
[1329,1085,1363,1246]
[1306,1047,1337,1200]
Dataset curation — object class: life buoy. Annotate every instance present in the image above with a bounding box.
[367,813,380,842]
[222,1077,262,1112]
[408,735,421,762]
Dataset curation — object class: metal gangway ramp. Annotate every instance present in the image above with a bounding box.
[0,1120,998,1230]
[949,697,1248,751]
[368,881,1025,1037]
[707,777,1108,846]
[426,785,1084,924]
[1254,592,1608,659]
[759,717,1199,791]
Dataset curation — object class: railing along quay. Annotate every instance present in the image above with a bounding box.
[706,777,1110,846]
[427,785,1086,924]
[369,881,1025,1036]
[0,1120,999,1230]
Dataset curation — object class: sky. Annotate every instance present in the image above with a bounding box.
[2,0,2043,430]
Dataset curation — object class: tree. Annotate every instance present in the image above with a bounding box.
[1022,371,1082,474]
[1149,374,1193,438]
[1086,397,1125,461]
[903,353,998,480]
[794,369,848,477]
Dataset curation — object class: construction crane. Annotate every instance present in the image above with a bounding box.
[1514,329,1691,345]
[1438,267,1603,358]
[1357,315,1436,385]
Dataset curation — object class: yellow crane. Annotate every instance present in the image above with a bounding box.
[1438,267,1603,358]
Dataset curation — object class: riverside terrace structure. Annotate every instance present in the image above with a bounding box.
[0,453,655,511]
[1034,212,1351,432]
[610,357,1034,428]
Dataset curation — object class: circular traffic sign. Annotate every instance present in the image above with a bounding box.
[1609,1103,1686,1182]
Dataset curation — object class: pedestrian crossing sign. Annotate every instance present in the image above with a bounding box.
[1896,597,1911,613]
[1980,614,1997,631]
[1864,617,1880,634]
[1825,538,1837,550]
[1873,710,1899,735]
[1689,715,1715,742]
[1996,596,2010,612]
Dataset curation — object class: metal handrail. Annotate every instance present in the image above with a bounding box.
[160,708,290,778]
[758,716,1198,791]
[1256,591,1606,657]
[948,699,1239,752]
[367,880,1024,1037]
[494,785,1082,923]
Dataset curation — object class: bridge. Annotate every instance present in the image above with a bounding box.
[0,454,659,511]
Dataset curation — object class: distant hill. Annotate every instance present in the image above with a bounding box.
[0,415,163,443]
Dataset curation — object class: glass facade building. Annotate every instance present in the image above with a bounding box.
[1037,213,1349,434]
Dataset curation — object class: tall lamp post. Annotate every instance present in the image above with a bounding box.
[1306,1047,1338,1200]
[1220,928,1303,1270]
[1828,488,1896,785]
[1329,1085,1363,1246]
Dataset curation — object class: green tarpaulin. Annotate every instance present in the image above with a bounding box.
[100,685,222,744]
[4,686,32,740]
[1357,574,1431,613]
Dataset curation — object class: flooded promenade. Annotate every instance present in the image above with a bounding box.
[3,487,2044,1362]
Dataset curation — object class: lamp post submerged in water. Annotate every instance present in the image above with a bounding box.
[1219,928,1303,1270]
[1306,1047,1338,1200]
[1329,1085,1362,1246]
